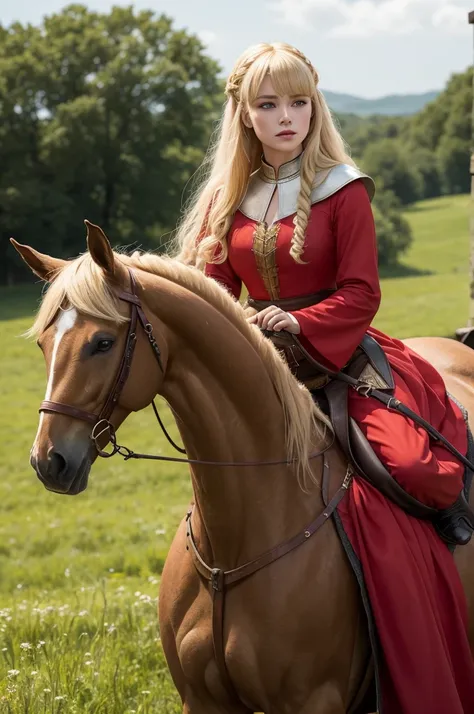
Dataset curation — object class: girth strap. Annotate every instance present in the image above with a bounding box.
[185,459,352,703]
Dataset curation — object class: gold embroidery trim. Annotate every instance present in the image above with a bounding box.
[252,222,281,300]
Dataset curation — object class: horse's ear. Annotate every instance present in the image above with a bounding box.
[10,238,67,282]
[84,220,127,284]
[85,220,115,273]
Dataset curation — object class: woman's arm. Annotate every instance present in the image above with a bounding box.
[205,258,242,300]
[289,180,381,372]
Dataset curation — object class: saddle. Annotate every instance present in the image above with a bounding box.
[267,328,438,520]
[247,293,470,525]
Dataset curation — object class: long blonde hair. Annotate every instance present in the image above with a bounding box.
[175,42,355,267]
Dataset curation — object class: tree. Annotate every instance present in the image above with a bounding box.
[372,190,413,267]
[362,139,422,205]
[0,4,223,283]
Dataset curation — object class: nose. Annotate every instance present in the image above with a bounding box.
[48,450,68,480]
[31,448,69,490]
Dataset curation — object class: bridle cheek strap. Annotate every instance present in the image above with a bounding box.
[38,269,163,432]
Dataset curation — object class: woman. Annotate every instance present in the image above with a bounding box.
[175,42,474,713]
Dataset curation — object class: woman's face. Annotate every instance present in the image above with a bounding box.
[244,75,312,164]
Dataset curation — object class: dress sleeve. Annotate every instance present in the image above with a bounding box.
[197,196,242,300]
[289,179,381,372]
[205,257,242,300]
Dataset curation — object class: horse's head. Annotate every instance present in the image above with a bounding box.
[11,222,167,495]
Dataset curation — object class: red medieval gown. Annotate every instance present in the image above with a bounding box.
[205,171,474,714]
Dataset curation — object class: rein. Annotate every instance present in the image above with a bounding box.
[39,269,331,468]
[38,268,349,705]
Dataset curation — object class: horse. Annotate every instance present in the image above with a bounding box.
[10,222,474,714]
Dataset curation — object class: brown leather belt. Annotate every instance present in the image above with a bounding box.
[246,289,336,312]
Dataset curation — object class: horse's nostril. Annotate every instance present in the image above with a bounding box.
[48,450,68,481]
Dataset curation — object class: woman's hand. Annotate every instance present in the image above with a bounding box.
[247,305,301,334]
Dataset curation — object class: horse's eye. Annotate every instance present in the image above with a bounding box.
[96,339,114,353]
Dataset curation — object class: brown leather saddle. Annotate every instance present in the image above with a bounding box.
[247,293,439,521]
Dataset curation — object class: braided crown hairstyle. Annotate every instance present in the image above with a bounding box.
[175,42,354,267]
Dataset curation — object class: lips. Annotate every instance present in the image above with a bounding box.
[276,131,296,136]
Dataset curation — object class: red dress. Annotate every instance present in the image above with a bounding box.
[205,179,474,713]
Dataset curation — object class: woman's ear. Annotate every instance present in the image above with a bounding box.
[241,110,253,129]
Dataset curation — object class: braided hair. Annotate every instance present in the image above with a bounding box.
[175,42,355,266]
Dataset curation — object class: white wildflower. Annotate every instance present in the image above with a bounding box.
[8,669,20,677]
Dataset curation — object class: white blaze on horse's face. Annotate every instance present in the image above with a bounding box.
[32,308,78,458]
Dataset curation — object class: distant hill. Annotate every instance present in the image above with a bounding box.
[322,89,440,116]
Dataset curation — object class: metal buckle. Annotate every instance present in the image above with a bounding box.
[342,465,353,489]
[91,419,119,458]
[355,382,373,398]
[211,568,223,592]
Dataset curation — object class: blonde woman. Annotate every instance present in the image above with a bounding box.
[176,43,474,713]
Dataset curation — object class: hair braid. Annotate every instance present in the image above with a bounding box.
[290,161,315,264]
[225,50,261,103]
[175,42,355,268]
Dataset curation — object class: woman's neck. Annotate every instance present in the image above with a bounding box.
[261,144,303,177]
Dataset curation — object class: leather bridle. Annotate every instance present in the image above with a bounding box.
[38,268,332,467]
[37,267,351,705]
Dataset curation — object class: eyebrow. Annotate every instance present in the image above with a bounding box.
[255,94,305,100]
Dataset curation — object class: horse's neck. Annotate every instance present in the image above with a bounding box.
[146,277,323,568]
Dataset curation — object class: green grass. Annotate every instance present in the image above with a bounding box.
[374,194,470,337]
[0,193,470,712]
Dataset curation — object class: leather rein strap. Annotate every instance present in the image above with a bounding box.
[185,459,353,704]
[37,270,331,467]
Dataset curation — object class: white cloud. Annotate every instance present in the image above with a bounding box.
[270,0,472,37]
[196,29,217,46]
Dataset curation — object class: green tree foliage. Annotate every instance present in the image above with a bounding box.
[362,138,422,206]
[372,190,413,267]
[1,6,470,283]
[340,67,472,205]
[0,4,223,284]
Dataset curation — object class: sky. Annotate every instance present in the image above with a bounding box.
[0,0,473,98]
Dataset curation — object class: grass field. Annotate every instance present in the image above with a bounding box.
[0,193,470,712]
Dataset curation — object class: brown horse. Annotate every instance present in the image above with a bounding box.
[10,224,474,714]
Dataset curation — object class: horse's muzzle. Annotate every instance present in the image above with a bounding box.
[30,448,91,495]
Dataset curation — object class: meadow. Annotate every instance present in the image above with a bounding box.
[0,193,470,712]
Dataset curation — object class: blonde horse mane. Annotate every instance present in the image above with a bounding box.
[29,250,331,488]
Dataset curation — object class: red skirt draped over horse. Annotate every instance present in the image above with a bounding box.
[205,179,474,713]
